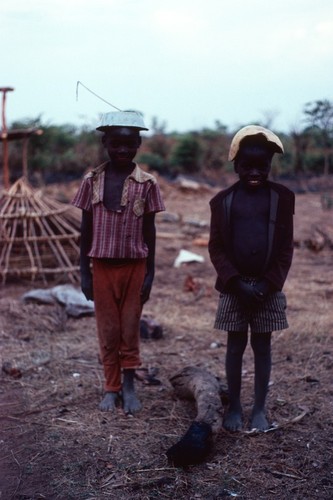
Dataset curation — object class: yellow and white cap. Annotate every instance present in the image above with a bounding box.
[228,125,284,161]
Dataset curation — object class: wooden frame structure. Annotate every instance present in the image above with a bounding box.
[0,87,81,283]
[0,177,81,283]
[1,87,14,189]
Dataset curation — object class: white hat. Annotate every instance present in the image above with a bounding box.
[228,125,284,161]
[96,111,148,131]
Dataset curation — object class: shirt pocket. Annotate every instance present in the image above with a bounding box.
[133,197,145,217]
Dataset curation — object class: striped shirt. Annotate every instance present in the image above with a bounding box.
[72,162,165,259]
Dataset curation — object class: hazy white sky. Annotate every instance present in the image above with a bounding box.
[1,0,333,133]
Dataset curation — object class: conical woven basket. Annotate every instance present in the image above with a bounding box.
[0,177,81,283]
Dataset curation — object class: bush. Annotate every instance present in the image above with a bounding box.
[137,152,167,173]
[170,134,202,174]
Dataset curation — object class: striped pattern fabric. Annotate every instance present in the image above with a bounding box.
[214,289,288,333]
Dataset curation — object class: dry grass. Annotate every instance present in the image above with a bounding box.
[1,179,333,499]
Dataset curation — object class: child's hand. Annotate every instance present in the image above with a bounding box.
[253,279,272,302]
[141,273,153,305]
[229,277,262,308]
[238,281,260,308]
[81,272,94,301]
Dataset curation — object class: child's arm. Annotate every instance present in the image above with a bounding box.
[263,190,295,290]
[208,201,239,289]
[141,212,156,304]
[80,210,94,301]
[209,198,267,305]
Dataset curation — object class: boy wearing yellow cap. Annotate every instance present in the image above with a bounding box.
[209,125,294,431]
[72,111,165,414]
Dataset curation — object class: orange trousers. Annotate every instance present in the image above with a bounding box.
[92,258,146,392]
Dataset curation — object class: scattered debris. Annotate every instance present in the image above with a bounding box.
[158,212,181,223]
[52,285,94,317]
[182,217,208,228]
[135,367,161,385]
[174,249,204,268]
[176,177,201,192]
[22,286,163,339]
[22,284,94,317]
[2,350,51,379]
[245,406,310,435]
[321,193,333,210]
[140,315,163,340]
[192,236,209,247]
[167,366,228,466]
[304,226,333,251]
[2,361,22,379]
[174,176,212,193]
[169,366,227,434]
[166,421,213,467]
[183,275,211,301]
[156,231,186,240]
[210,341,222,349]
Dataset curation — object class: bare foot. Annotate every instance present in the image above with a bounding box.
[122,368,142,415]
[250,409,269,431]
[99,392,118,412]
[122,389,142,415]
[223,408,243,432]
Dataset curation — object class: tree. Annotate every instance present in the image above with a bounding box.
[290,127,310,175]
[170,133,202,174]
[303,99,333,176]
[148,117,171,163]
[199,128,227,172]
[6,117,95,183]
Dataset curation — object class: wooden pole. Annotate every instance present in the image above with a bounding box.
[0,87,14,189]
[22,136,28,178]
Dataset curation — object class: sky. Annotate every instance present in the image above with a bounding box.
[1,0,333,134]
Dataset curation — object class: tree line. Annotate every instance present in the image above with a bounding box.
[2,99,333,185]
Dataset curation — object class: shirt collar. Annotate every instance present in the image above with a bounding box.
[92,163,154,206]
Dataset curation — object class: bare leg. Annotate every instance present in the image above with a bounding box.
[224,331,248,431]
[99,391,119,412]
[122,369,142,414]
[250,331,272,430]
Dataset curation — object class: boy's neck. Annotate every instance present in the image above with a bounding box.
[106,160,135,176]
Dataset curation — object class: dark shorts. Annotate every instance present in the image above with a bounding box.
[214,290,288,333]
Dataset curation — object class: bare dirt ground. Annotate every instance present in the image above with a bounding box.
[1,175,333,499]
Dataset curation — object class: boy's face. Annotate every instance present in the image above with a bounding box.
[103,127,141,167]
[234,145,272,189]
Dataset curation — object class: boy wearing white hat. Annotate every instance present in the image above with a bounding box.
[209,125,294,431]
[72,111,165,414]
